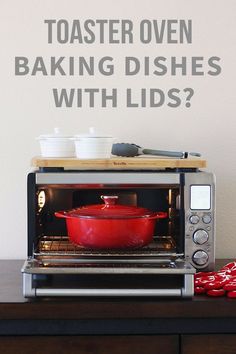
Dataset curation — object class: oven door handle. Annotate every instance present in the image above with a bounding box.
[35,288,183,297]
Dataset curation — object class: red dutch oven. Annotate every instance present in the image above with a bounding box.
[55,195,167,249]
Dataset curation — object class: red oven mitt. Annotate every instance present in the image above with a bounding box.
[194,262,236,297]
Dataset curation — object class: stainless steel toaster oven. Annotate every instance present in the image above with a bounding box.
[22,160,215,298]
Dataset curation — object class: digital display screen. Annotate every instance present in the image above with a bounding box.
[190,185,211,210]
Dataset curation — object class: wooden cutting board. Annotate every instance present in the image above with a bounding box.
[32,156,206,170]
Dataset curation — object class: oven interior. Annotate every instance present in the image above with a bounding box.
[31,184,184,264]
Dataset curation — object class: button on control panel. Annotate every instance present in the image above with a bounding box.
[202,214,212,224]
[189,215,200,224]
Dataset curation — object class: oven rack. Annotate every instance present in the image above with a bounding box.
[34,235,180,258]
[34,235,182,260]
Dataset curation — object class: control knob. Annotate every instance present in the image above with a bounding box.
[193,229,209,244]
[192,250,209,266]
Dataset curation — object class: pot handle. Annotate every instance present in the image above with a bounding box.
[55,211,73,219]
[149,212,168,220]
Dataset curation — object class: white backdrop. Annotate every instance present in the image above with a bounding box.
[0,0,236,259]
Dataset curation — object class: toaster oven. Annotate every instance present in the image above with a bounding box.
[22,158,215,297]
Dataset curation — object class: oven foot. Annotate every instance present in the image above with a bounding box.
[23,273,36,297]
[182,274,194,297]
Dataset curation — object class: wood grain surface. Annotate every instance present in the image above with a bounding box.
[31,156,207,169]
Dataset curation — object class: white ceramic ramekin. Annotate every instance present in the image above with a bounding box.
[37,128,75,158]
[74,128,114,159]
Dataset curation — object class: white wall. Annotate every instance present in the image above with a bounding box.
[0,0,236,259]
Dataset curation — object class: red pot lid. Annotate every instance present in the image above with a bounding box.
[68,195,155,219]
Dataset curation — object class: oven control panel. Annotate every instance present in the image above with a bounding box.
[188,211,213,260]
[184,173,215,271]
